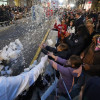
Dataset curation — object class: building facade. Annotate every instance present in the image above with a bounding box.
[0,0,8,5]
[0,0,34,7]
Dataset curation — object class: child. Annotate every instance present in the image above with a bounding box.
[54,19,67,39]
[48,53,82,97]
[66,20,75,39]
[40,43,71,60]
[55,32,66,47]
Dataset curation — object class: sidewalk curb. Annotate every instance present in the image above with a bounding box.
[30,29,50,65]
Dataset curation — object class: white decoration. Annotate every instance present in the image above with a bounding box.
[5,66,9,71]
[0,39,23,61]
[1,71,6,75]
[0,46,9,60]
[47,39,53,46]
[15,39,23,50]
[24,68,30,72]
[6,69,13,75]
[31,5,45,24]
[0,65,4,71]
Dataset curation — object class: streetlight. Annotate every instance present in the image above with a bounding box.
[70,3,75,8]
[58,0,64,4]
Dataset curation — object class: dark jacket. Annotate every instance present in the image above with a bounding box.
[82,77,100,100]
[75,17,84,32]
[86,31,98,48]
[42,46,71,60]
[64,35,85,55]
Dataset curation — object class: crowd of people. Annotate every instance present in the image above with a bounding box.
[0,5,30,26]
[0,8,100,100]
[39,9,100,100]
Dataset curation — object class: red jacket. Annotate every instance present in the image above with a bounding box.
[54,23,67,38]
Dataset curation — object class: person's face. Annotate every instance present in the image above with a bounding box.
[86,24,94,34]
[86,23,93,30]
[86,21,92,26]
[68,59,71,65]
[66,18,69,22]
[68,59,75,67]
[62,20,65,24]
[75,14,79,19]
[57,46,61,51]
[70,21,73,26]
[86,16,88,20]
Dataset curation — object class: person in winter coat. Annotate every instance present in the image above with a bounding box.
[66,20,75,40]
[46,54,82,98]
[75,13,84,33]
[64,25,90,55]
[54,19,67,39]
[86,19,98,45]
[81,34,100,77]
[78,76,100,100]
[40,43,71,60]
[82,76,100,100]
[55,32,67,47]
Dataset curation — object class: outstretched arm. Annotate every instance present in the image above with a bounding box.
[0,55,48,100]
[48,52,67,65]
[49,60,71,76]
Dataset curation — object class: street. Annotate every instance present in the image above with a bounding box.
[0,17,53,68]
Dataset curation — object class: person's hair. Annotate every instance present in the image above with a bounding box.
[77,25,90,40]
[61,19,65,23]
[86,24,94,30]
[69,55,82,68]
[58,43,69,51]
[70,20,75,27]
[86,14,91,19]
[86,19,93,24]
[76,12,81,16]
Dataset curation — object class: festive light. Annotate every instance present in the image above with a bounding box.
[70,4,75,8]
[58,0,64,4]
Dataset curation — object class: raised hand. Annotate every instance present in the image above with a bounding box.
[48,52,54,57]
[65,32,70,37]
[39,43,47,49]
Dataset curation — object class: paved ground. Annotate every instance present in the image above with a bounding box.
[0,17,53,68]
